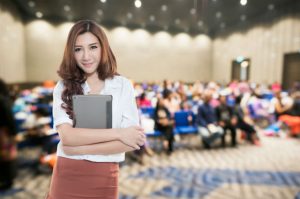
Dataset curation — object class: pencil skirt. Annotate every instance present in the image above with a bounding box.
[46,157,119,199]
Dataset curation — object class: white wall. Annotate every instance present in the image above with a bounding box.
[212,13,300,84]
[25,21,213,82]
[109,28,212,82]
[0,0,26,83]
[25,21,73,81]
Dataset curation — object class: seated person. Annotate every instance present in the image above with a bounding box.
[277,91,300,136]
[216,95,237,147]
[154,97,174,154]
[137,92,152,108]
[233,95,260,145]
[197,90,224,149]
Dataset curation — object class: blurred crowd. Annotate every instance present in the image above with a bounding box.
[0,78,300,191]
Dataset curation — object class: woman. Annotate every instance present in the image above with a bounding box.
[46,20,146,199]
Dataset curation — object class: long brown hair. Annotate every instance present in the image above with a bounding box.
[58,20,117,119]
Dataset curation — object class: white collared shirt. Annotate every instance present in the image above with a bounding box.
[52,75,139,162]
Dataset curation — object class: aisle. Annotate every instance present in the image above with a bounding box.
[1,134,300,199]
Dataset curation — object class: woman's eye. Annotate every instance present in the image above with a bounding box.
[91,45,98,50]
[74,48,81,52]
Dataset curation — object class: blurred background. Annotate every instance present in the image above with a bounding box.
[0,0,299,198]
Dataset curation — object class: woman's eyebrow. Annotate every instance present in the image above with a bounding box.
[74,42,99,47]
[89,42,99,46]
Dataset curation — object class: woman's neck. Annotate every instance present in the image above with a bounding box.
[86,73,104,94]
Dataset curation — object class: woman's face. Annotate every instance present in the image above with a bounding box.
[74,32,101,76]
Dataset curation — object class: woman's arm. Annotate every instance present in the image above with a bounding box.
[62,140,141,155]
[58,124,145,150]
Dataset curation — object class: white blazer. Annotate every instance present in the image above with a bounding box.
[52,75,139,162]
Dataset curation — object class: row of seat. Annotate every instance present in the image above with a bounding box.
[140,107,198,137]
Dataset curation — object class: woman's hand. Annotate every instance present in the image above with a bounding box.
[118,126,146,150]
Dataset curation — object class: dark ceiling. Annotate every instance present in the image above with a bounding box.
[12,0,300,37]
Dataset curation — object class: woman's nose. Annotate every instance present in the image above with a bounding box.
[83,49,91,60]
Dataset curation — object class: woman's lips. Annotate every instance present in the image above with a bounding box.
[82,63,93,67]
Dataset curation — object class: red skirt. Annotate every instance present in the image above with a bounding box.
[46,157,119,199]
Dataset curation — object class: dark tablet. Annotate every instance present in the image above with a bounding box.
[72,95,112,129]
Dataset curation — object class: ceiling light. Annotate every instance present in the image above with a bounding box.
[216,12,222,18]
[97,9,103,15]
[198,21,203,26]
[127,12,133,19]
[190,8,196,15]
[175,19,180,25]
[149,15,155,22]
[135,0,142,8]
[28,1,35,7]
[36,11,43,18]
[240,15,246,21]
[240,0,247,6]
[268,4,274,10]
[161,5,167,11]
[64,5,71,12]
[100,0,106,3]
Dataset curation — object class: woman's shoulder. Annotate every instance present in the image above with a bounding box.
[53,80,64,93]
[108,75,133,89]
[111,75,131,83]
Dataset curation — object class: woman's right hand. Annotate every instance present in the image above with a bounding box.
[118,126,146,150]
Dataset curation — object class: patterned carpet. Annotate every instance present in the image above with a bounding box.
[1,133,300,199]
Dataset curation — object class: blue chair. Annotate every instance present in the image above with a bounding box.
[262,93,274,101]
[145,130,162,137]
[173,111,198,135]
[141,107,155,119]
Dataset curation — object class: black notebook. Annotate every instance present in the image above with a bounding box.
[72,95,112,129]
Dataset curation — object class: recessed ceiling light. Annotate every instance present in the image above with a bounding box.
[36,11,43,18]
[240,15,246,21]
[161,5,167,11]
[216,12,222,18]
[64,5,71,12]
[97,9,103,15]
[28,1,35,7]
[135,0,142,8]
[100,0,106,3]
[268,4,274,10]
[127,12,133,19]
[190,8,196,15]
[240,0,247,6]
[149,15,155,22]
[175,19,180,25]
